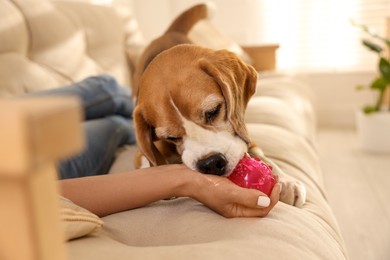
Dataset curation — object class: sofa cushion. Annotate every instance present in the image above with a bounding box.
[66,75,348,260]
[0,0,131,98]
[60,196,103,241]
[189,19,252,65]
[67,196,345,260]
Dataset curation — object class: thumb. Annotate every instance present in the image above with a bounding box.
[234,183,282,209]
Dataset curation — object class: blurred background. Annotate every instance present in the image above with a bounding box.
[103,0,390,128]
[133,0,387,72]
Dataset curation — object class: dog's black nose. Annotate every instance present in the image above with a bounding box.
[196,153,227,176]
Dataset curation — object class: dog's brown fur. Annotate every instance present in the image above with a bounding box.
[132,4,258,167]
[131,4,209,100]
[134,44,257,167]
[131,4,306,207]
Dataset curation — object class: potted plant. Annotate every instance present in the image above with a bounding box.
[353,21,390,152]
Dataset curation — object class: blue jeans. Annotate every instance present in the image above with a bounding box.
[27,75,135,179]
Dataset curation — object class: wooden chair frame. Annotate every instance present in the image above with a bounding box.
[0,97,84,260]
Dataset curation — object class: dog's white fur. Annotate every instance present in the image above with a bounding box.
[180,118,247,175]
[169,94,247,174]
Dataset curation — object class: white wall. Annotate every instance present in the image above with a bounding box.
[133,0,171,41]
[133,0,268,45]
[297,71,376,128]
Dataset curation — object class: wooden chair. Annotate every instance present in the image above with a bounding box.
[0,97,84,260]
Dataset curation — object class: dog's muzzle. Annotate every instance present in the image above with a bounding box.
[196,153,228,176]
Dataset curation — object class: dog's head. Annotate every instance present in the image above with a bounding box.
[133,44,257,175]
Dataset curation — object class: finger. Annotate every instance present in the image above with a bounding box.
[231,182,282,209]
[229,187,271,209]
[235,184,282,217]
[269,182,282,204]
[251,183,282,208]
[235,206,271,218]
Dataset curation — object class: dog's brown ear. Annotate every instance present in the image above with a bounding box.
[133,107,167,166]
[199,50,257,143]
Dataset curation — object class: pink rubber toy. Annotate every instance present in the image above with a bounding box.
[228,155,276,196]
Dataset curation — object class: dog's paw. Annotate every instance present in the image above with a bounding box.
[279,176,306,208]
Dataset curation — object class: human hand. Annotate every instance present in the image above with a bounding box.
[189,173,281,218]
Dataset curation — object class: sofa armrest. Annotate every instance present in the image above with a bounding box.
[0,97,83,260]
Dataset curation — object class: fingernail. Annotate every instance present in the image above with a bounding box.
[257,196,271,207]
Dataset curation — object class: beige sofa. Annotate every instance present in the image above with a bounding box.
[0,0,348,259]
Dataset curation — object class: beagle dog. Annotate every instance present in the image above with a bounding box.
[132,4,306,207]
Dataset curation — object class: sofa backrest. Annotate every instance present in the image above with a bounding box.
[0,0,132,98]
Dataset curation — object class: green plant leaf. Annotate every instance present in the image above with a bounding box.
[370,77,387,91]
[355,85,366,91]
[379,58,390,82]
[362,39,383,53]
[351,21,390,48]
[363,105,377,114]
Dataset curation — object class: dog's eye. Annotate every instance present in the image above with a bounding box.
[166,136,181,143]
[205,104,221,123]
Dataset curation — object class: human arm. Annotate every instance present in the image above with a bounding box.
[59,164,281,218]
